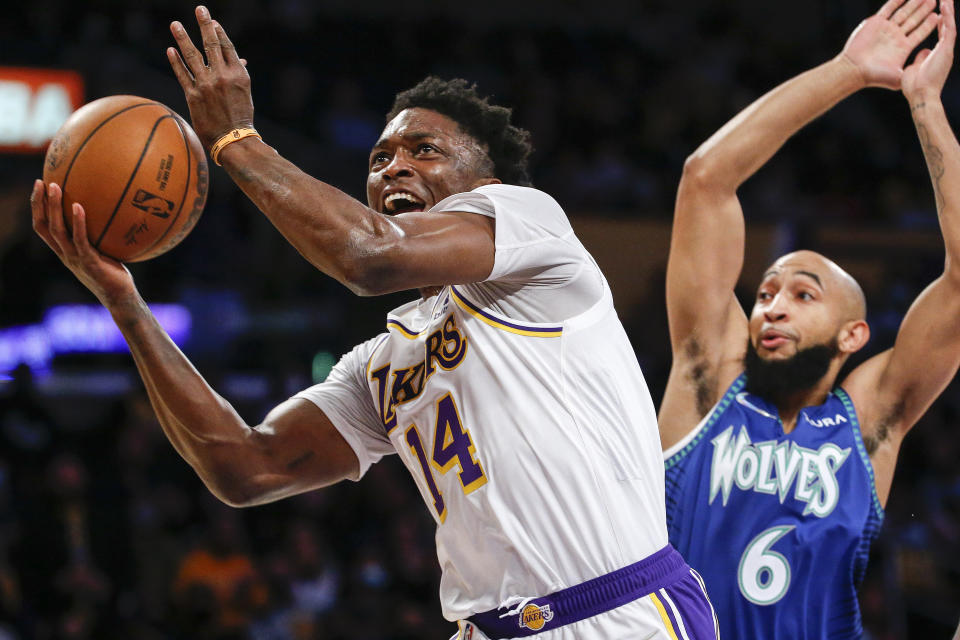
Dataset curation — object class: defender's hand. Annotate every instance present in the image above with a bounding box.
[903,0,956,101]
[30,180,136,308]
[842,0,940,89]
[167,5,254,150]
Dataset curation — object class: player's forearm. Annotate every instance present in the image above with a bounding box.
[909,97,960,271]
[668,57,863,326]
[686,56,864,190]
[107,293,259,503]
[217,138,399,295]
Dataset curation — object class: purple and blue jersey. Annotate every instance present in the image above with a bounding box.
[664,373,884,639]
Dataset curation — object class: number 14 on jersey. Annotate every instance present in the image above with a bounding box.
[404,393,487,522]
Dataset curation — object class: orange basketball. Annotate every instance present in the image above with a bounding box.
[42,95,208,262]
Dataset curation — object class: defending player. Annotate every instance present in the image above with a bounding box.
[661,0,958,637]
[30,6,718,639]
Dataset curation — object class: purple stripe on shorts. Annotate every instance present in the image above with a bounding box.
[657,589,684,635]
[661,571,721,640]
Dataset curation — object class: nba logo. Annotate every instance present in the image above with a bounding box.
[131,189,174,218]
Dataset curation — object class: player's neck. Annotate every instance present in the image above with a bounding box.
[419,286,443,299]
[773,376,837,433]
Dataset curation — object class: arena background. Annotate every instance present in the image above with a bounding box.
[1,0,958,637]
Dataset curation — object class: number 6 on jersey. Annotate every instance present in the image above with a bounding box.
[738,525,795,605]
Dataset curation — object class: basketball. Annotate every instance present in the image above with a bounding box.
[42,95,208,262]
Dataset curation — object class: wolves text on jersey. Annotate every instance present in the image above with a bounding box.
[709,425,851,517]
[370,313,467,433]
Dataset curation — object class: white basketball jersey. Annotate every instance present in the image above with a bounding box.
[295,184,667,622]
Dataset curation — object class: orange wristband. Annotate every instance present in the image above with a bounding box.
[210,127,261,165]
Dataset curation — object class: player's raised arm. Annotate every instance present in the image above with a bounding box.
[30,180,359,506]
[166,6,498,296]
[843,0,960,496]
[659,0,939,446]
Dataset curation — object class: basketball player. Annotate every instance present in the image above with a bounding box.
[30,6,718,639]
[661,0,957,636]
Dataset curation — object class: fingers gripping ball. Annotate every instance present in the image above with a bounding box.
[43,95,208,262]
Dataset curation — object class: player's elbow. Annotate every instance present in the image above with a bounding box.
[680,153,728,193]
[190,445,277,508]
[943,256,960,289]
[338,266,377,297]
[338,259,397,297]
[337,241,409,297]
[205,483,255,508]
[195,464,264,508]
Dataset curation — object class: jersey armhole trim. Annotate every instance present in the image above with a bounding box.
[664,373,747,469]
[834,386,885,520]
[386,319,424,339]
[450,285,564,337]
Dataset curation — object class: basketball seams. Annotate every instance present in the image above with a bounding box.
[129,111,193,261]
[93,114,174,252]
[60,101,162,197]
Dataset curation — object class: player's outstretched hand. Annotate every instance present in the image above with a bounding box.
[167,5,254,151]
[903,0,956,101]
[30,180,136,308]
[842,0,941,89]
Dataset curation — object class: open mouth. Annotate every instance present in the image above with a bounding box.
[759,330,791,350]
[383,191,427,215]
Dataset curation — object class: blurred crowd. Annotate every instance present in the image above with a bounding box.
[1,0,960,637]
[0,365,448,639]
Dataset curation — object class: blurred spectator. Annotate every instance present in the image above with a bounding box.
[171,504,268,639]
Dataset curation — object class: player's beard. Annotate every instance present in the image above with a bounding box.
[743,337,839,404]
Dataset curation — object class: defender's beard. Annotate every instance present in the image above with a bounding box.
[743,337,839,404]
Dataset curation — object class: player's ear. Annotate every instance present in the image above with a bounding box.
[837,319,870,354]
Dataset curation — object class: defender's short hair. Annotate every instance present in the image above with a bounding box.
[387,77,533,187]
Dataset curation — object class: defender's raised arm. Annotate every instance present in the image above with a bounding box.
[660,0,938,447]
[842,0,960,503]
[660,4,958,639]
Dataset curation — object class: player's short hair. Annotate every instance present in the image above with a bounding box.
[387,77,533,187]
